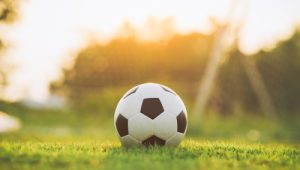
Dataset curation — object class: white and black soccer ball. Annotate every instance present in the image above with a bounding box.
[114,83,188,147]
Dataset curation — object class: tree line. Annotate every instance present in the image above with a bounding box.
[51,29,300,116]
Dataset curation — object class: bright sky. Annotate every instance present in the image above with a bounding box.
[1,0,300,101]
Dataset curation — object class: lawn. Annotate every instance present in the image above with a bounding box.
[0,105,299,170]
[0,139,298,170]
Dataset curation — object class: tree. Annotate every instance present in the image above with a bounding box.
[0,0,19,96]
[210,30,300,116]
[255,30,300,115]
[51,19,300,116]
[51,30,214,113]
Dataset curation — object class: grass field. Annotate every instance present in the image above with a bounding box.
[0,105,299,170]
[0,139,298,170]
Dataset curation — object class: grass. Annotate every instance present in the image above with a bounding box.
[0,103,299,170]
[0,139,298,170]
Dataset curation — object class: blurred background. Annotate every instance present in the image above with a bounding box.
[0,0,299,143]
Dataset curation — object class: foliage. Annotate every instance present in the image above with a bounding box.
[51,32,214,114]
[211,30,300,115]
[0,0,19,94]
[52,33,213,95]
[0,0,18,23]
[52,28,300,115]
[255,31,300,114]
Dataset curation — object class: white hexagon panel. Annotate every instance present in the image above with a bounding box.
[128,114,153,141]
[153,112,177,140]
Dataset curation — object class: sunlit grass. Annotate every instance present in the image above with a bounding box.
[0,139,298,170]
[0,103,299,169]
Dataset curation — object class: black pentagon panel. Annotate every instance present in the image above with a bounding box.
[116,114,128,137]
[177,111,187,133]
[140,98,164,119]
[123,87,139,99]
[142,135,165,146]
[160,85,176,95]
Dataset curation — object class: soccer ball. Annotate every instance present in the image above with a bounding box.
[114,83,188,147]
